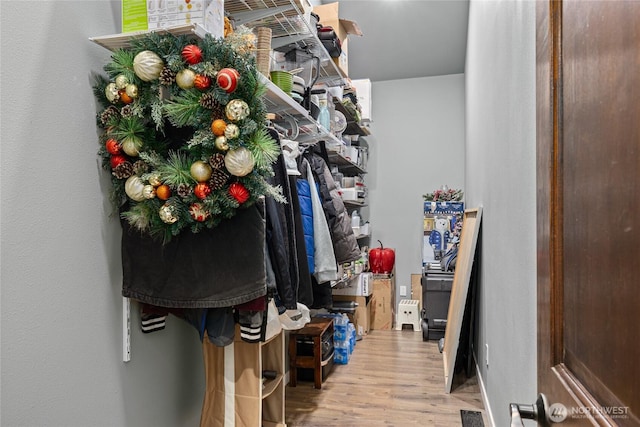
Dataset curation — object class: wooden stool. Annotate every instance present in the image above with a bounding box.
[288,317,334,389]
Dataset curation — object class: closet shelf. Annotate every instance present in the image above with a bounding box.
[327,151,366,174]
[333,98,370,136]
[225,0,346,87]
[343,200,367,209]
[260,74,342,146]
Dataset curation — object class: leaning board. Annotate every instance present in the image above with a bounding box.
[443,207,483,393]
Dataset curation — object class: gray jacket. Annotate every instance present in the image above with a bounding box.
[304,153,361,264]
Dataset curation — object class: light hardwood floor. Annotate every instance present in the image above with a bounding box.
[285,329,488,426]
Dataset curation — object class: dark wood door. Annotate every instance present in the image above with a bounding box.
[537,0,639,425]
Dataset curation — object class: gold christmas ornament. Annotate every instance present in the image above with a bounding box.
[176,69,197,89]
[215,136,229,151]
[142,185,156,199]
[105,83,119,103]
[124,176,146,201]
[125,84,139,99]
[225,99,250,122]
[224,123,240,139]
[159,203,179,224]
[115,74,129,89]
[121,136,143,157]
[224,147,255,176]
[133,50,164,82]
[190,160,213,182]
[148,173,162,187]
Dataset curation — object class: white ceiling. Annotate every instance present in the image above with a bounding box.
[321,0,470,82]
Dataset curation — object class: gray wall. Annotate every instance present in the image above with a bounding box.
[1,2,205,426]
[368,75,465,309]
[465,0,537,425]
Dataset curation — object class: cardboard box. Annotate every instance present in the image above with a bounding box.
[370,275,395,330]
[332,272,372,297]
[411,273,423,309]
[332,295,370,336]
[312,2,363,76]
[122,0,224,37]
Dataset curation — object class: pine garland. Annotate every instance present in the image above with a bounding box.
[93,32,283,242]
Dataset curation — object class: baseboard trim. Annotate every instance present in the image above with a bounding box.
[474,354,496,427]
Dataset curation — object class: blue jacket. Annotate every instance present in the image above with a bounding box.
[296,178,315,274]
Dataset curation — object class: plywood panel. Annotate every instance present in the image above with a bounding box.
[442,207,483,393]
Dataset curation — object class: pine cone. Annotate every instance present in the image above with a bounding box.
[100,106,120,127]
[159,67,176,86]
[132,160,149,175]
[112,161,134,179]
[200,93,223,117]
[177,183,193,198]
[209,153,226,170]
[208,169,229,190]
[120,105,133,118]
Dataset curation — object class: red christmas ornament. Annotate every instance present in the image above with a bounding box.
[105,138,121,155]
[194,74,211,91]
[228,182,250,204]
[182,44,202,65]
[216,68,239,93]
[189,203,210,222]
[194,182,211,199]
[110,154,127,169]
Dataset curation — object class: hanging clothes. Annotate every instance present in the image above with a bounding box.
[305,150,361,264]
[264,130,300,309]
[305,160,338,283]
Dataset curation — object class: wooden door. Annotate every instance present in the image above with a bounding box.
[537,0,639,425]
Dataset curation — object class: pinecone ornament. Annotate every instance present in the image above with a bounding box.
[112,161,134,179]
[177,183,193,198]
[209,153,226,170]
[100,106,120,127]
[159,67,176,86]
[208,169,229,190]
[199,93,224,117]
[132,160,149,175]
[120,105,133,118]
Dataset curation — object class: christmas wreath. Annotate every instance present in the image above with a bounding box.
[94,31,283,242]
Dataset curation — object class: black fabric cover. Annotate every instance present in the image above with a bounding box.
[121,201,267,308]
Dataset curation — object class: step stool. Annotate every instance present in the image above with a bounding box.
[396,299,422,331]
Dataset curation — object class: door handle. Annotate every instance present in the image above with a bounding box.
[510,393,550,426]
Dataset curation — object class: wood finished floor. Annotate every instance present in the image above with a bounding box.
[285,329,488,427]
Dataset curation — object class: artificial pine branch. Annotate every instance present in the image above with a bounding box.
[164,90,206,128]
[104,49,136,82]
[121,202,155,231]
[155,151,195,187]
[92,75,112,108]
[247,128,280,170]
[111,116,146,144]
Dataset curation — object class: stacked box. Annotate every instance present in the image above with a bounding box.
[332,295,370,336]
[370,275,395,330]
[312,2,363,76]
[122,0,225,37]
